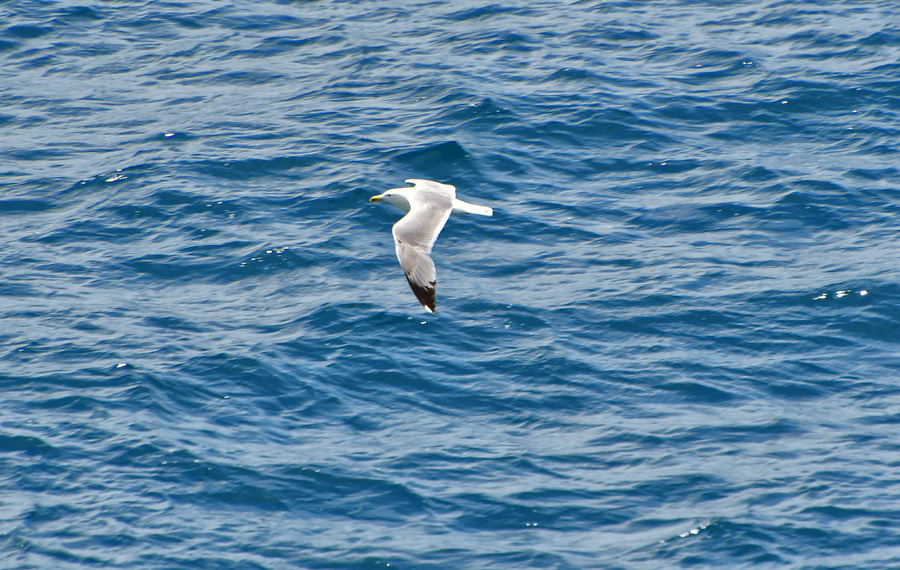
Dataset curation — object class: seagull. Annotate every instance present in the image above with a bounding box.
[370,179,493,313]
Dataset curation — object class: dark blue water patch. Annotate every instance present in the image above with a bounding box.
[620,473,732,514]
[6,145,72,161]
[760,197,853,232]
[756,4,841,27]
[325,358,457,406]
[682,419,806,446]
[633,519,791,566]
[449,491,629,533]
[389,141,476,180]
[181,239,260,260]
[845,166,900,185]
[570,21,660,46]
[101,201,171,222]
[445,5,525,22]
[756,78,868,115]
[230,242,340,280]
[546,67,608,85]
[672,53,761,85]
[209,10,316,33]
[232,464,433,523]
[469,551,580,570]
[479,151,531,177]
[56,40,123,59]
[4,25,52,40]
[56,164,157,196]
[121,252,222,282]
[152,66,223,83]
[54,5,105,22]
[161,96,206,108]
[858,412,900,426]
[12,51,57,69]
[188,154,333,180]
[31,220,146,245]
[782,36,869,62]
[860,29,900,47]
[107,440,184,470]
[738,165,783,182]
[316,45,392,76]
[23,503,82,536]
[114,6,203,33]
[213,69,286,85]
[764,380,827,401]
[802,504,899,523]
[696,200,766,222]
[497,107,675,150]
[0,433,57,456]
[143,315,206,333]
[626,202,750,234]
[449,30,539,55]
[434,98,519,131]
[657,380,740,403]
[234,34,344,58]
[175,481,290,513]
[178,352,295,398]
[151,188,205,207]
[0,198,55,214]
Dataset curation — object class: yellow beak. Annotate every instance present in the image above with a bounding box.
[370,195,383,202]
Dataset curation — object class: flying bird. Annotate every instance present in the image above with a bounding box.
[370,179,493,312]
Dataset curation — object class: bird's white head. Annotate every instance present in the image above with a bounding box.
[370,188,412,212]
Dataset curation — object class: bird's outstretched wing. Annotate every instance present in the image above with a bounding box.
[394,241,438,312]
[391,191,453,312]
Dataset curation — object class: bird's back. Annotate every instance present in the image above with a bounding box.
[405,179,456,199]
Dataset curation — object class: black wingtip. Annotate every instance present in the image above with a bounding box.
[406,278,436,313]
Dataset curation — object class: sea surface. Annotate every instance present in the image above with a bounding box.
[2,1,900,568]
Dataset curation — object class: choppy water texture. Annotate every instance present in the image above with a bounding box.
[3,0,900,568]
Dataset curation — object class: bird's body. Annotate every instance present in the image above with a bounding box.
[370,179,493,312]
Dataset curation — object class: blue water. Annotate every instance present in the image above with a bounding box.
[3,0,900,567]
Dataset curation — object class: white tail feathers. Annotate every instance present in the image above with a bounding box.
[452,198,493,216]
